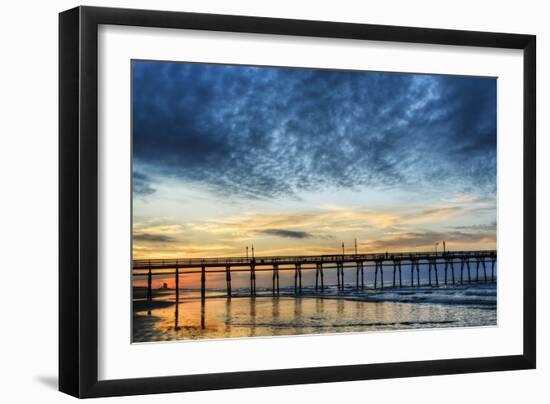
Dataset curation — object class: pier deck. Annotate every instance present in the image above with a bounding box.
[133,250,497,301]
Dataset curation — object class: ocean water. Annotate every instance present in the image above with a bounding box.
[132,282,497,342]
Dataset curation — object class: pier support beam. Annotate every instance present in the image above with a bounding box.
[250,262,256,296]
[294,263,303,294]
[374,261,378,289]
[336,262,345,291]
[174,266,180,330]
[200,265,206,301]
[450,260,456,285]
[476,259,480,282]
[315,262,324,291]
[225,265,232,297]
[356,262,362,290]
[444,260,448,285]
[398,261,402,287]
[374,260,384,289]
[433,259,439,286]
[491,257,496,281]
[341,262,345,290]
[428,260,432,286]
[410,260,415,287]
[336,262,341,290]
[466,259,472,283]
[272,264,280,296]
[175,266,179,305]
[147,265,152,302]
[321,263,324,290]
[294,265,298,294]
[481,259,487,282]
[299,264,303,293]
[392,260,403,288]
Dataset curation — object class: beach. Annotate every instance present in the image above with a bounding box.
[132,282,497,342]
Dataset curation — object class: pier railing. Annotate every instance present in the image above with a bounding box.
[133,250,496,269]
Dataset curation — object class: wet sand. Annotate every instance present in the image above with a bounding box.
[132,283,496,342]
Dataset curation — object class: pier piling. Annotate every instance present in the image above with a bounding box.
[147,265,152,302]
[294,263,300,293]
[200,265,206,301]
[298,264,302,293]
[315,268,319,290]
[374,261,379,289]
[174,266,180,330]
[450,260,456,285]
[398,261,402,287]
[380,261,384,289]
[226,265,232,297]
[336,262,340,290]
[356,262,361,290]
[175,266,179,305]
[277,266,280,293]
[250,262,256,296]
[315,262,324,291]
[294,264,302,294]
[336,262,343,290]
[272,264,280,296]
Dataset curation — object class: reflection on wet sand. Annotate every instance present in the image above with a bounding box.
[132,292,496,343]
[224,298,232,335]
[174,303,179,331]
[201,299,206,330]
[249,297,256,337]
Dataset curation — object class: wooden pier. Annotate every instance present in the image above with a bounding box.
[133,250,497,303]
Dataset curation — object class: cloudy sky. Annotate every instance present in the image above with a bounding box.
[132,60,497,260]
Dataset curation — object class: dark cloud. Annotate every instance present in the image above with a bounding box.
[133,171,155,197]
[452,222,497,231]
[133,233,175,243]
[132,61,496,198]
[259,229,314,239]
[365,228,495,250]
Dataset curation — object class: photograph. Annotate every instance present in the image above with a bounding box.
[131,60,498,343]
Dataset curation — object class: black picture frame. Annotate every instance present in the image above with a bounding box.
[59,5,536,398]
